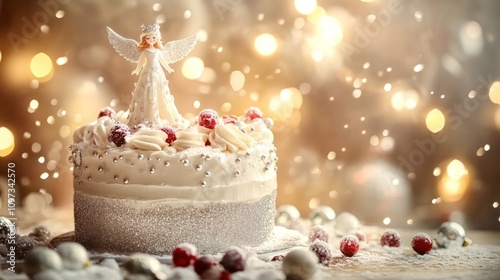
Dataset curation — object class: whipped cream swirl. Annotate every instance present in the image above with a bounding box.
[173,125,210,151]
[126,128,168,151]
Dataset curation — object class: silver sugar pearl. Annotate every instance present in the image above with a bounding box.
[98,155,103,160]
[24,247,63,278]
[0,217,15,244]
[235,158,241,163]
[113,158,118,163]
[201,181,207,187]
[205,171,211,177]
[138,154,144,160]
[92,151,98,157]
[196,165,202,171]
[275,205,301,228]
[435,221,470,248]
[123,253,164,278]
[114,175,119,181]
[98,166,103,172]
[87,176,92,181]
[261,155,266,160]
[205,155,211,160]
[123,179,129,184]
[56,242,89,270]
[334,212,360,237]
[181,159,189,166]
[150,167,155,174]
[164,161,170,167]
[104,151,109,155]
[309,205,336,225]
[119,155,123,160]
[245,152,251,157]
[84,166,88,171]
[235,170,241,176]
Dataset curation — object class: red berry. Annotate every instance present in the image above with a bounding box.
[271,255,284,262]
[198,109,219,129]
[160,126,177,145]
[194,255,219,276]
[411,233,433,255]
[108,124,130,147]
[308,225,329,243]
[309,240,332,265]
[222,115,238,124]
[98,108,114,119]
[244,107,263,120]
[220,248,245,273]
[340,235,360,257]
[220,270,232,280]
[205,139,211,146]
[380,229,401,247]
[172,243,197,267]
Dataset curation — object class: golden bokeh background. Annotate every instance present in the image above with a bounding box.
[0,0,499,229]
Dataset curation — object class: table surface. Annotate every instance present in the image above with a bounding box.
[1,209,500,279]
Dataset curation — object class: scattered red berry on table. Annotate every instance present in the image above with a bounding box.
[271,255,284,262]
[172,243,197,267]
[160,126,177,145]
[244,107,263,120]
[309,240,332,265]
[198,109,219,129]
[222,115,238,124]
[308,224,329,243]
[220,270,232,280]
[194,255,219,276]
[108,124,130,147]
[340,235,360,257]
[411,233,433,255]
[220,248,245,273]
[380,229,401,247]
[98,108,114,119]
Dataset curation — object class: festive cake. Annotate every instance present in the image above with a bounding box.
[69,24,278,255]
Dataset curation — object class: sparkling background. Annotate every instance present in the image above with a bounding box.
[0,0,499,229]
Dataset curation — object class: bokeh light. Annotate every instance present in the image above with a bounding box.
[30,53,53,79]
[489,81,500,105]
[0,127,15,157]
[254,33,278,56]
[438,159,470,202]
[294,0,317,15]
[426,108,445,133]
[181,57,204,80]
[391,89,419,111]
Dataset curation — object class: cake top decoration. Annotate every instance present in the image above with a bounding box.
[106,24,198,127]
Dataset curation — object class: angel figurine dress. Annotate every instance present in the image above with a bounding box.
[107,23,198,127]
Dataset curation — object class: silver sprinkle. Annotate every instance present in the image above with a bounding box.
[150,167,155,174]
[98,166,103,172]
[235,170,241,176]
[181,159,189,165]
[87,176,92,181]
[113,159,118,163]
[261,155,266,160]
[119,155,124,160]
[196,165,202,171]
[114,175,119,181]
[205,171,211,177]
[235,158,241,163]
[245,152,251,157]
[201,181,207,187]
[92,151,98,157]
[164,161,170,167]
[123,179,129,184]
[138,154,144,160]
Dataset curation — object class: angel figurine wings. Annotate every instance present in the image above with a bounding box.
[107,23,198,127]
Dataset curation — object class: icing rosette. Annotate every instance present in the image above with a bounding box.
[208,122,256,152]
[241,119,274,144]
[73,124,89,143]
[173,125,210,151]
[126,128,168,151]
[79,117,116,148]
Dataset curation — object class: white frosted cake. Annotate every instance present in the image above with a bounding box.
[69,24,278,255]
[70,107,277,255]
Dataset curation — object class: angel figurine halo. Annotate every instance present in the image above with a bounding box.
[107,24,198,127]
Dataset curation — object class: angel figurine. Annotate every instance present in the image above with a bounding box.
[107,23,198,127]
